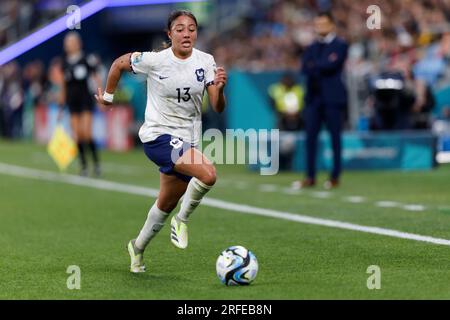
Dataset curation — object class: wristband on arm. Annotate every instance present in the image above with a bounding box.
[103,92,114,103]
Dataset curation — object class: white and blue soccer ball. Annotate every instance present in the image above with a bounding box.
[216,245,258,286]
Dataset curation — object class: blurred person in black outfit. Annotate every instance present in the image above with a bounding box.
[370,61,435,131]
[293,12,348,189]
[59,32,103,176]
[369,70,410,130]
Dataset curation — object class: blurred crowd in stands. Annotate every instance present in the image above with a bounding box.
[0,0,87,48]
[0,56,108,139]
[210,0,450,130]
[212,0,450,76]
[0,58,60,138]
[1,0,450,139]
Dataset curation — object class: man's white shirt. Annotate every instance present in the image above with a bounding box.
[130,47,216,145]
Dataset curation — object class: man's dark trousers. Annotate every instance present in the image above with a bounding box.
[304,99,344,181]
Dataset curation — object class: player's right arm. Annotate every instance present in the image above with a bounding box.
[95,52,132,106]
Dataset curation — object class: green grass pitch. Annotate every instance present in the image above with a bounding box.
[1,139,450,299]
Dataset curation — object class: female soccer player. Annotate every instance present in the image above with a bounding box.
[95,10,227,273]
[60,32,103,176]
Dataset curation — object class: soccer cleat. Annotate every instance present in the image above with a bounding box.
[127,239,146,273]
[170,216,188,249]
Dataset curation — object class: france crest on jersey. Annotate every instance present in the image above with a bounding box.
[195,68,205,82]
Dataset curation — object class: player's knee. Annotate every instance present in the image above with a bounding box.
[157,200,177,213]
[198,166,217,186]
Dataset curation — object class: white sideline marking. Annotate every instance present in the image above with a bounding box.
[403,204,426,212]
[344,196,367,204]
[281,187,303,195]
[311,191,332,199]
[1,162,450,247]
[235,181,249,189]
[259,184,278,192]
[375,201,400,208]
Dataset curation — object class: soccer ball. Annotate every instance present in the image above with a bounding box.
[216,245,258,286]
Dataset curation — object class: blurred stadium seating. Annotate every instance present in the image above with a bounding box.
[1,0,449,164]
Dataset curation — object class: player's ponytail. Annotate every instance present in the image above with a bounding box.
[154,40,171,53]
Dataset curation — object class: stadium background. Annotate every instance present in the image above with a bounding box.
[1,0,450,168]
[1,0,450,300]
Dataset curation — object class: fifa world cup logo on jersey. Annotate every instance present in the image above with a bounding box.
[195,68,205,82]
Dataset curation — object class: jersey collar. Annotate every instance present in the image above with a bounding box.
[169,47,194,64]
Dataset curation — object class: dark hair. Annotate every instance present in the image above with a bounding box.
[167,10,198,31]
[316,11,335,23]
[157,10,198,50]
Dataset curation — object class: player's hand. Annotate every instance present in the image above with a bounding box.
[214,67,227,90]
[95,87,113,106]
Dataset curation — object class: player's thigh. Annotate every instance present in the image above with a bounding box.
[157,173,189,213]
[174,148,216,186]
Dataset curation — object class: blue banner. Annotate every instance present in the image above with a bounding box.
[250,131,437,172]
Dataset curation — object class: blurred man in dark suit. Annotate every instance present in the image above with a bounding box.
[293,12,348,189]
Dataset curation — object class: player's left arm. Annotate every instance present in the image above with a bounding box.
[207,67,227,113]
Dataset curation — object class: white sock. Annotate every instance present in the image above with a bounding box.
[176,178,212,223]
[135,202,169,252]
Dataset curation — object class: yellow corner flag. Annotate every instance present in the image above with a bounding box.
[47,125,78,171]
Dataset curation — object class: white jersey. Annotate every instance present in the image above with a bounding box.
[130,47,216,145]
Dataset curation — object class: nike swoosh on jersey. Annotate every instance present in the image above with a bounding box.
[159,75,169,80]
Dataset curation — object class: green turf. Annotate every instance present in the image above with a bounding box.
[1,139,450,299]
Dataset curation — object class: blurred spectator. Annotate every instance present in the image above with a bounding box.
[23,60,46,107]
[268,72,305,130]
[369,70,412,130]
[0,62,24,139]
[268,72,305,170]
[46,57,65,106]
[369,60,435,130]
[22,60,47,139]
[0,0,85,48]
[405,63,436,129]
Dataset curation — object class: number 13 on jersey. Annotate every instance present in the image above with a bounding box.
[176,87,191,103]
